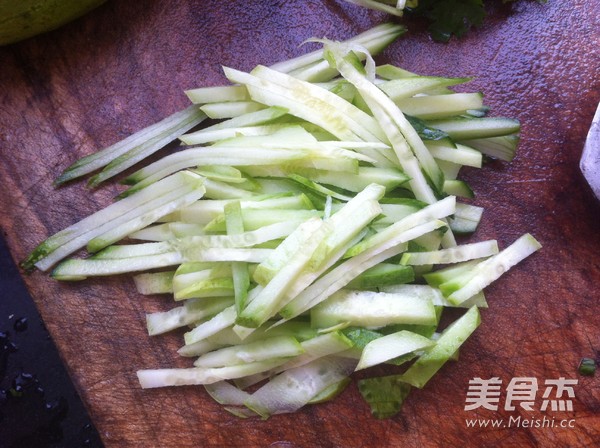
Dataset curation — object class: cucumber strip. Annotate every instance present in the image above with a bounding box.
[87,109,209,188]
[185,85,250,104]
[448,202,484,235]
[459,134,519,162]
[378,76,471,101]
[270,23,405,77]
[192,166,245,184]
[174,278,233,301]
[225,202,250,314]
[252,218,323,286]
[311,289,437,329]
[422,259,482,287]
[281,218,446,320]
[436,159,462,180]
[133,271,175,295]
[442,180,474,198]
[380,284,487,308]
[207,321,318,348]
[236,221,333,328]
[129,223,176,242]
[292,166,409,193]
[123,146,309,188]
[235,331,354,389]
[444,234,542,305]
[92,241,174,259]
[395,93,484,120]
[203,209,321,233]
[251,65,388,143]
[180,124,292,145]
[426,117,520,140]
[345,195,455,258]
[270,185,385,312]
[194,336,303,368]
[137,357,290,389]
[377,202,426,225]
[25,171,204,271]
[173,264,231,291]
[324,45,445,200]
[224,66,385,143]
[193,106,289,135]
[401,240,498,266]
[288,174,354,202]
[87,182,206,253]
[202,178,255,200]
[200,101,265,119]
[184,306,237,346]
[51,251,183,280]
[183,248,273,264]
[180,221,302,251]
[204,381,252,406]
[178,339,227,358]
[400,306,481,388]
[243,357,357,418]
[146,297,234,336]
[209,123,317,148]
[346,263,414,289]
[175,194,313,224]
[55,106,206,185]
[169,223,208,238]
[356,330,435,371]
[426,141,483,168]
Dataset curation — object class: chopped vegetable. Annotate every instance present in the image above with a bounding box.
[578,358,596,376]
[24,25,541,420]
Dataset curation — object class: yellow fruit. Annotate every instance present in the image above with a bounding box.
[0,0,106,46]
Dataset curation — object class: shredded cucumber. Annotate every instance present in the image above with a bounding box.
[24,27,540,421]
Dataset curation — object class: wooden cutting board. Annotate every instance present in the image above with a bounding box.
[1,1,599,446]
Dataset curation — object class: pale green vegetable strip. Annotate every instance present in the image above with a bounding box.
[137,358,290,388]
[133,271,175,295]
[26,171,204,271]
[146,297,234,336]
[282,219,445,319]
[378,76,471,101]
[185,85,249,104]
[235,332,354,389]
[236,221,333,328]
[269,23,405,76]
[225,201,250,315]
[184,306,238,346]
[193,336,303,368]
[426,141,483,168]
[87,182,207,253]
[356,331,434,371]
[311,290,437,329]
[223,66,384,143]
[200,101,265,119]
[52,251,183,280]
[345,196,455,259]
[56,106,206,185]
[400,240,499,266]
[92,241,174,259]
[446,234,542,305]
[400,306,481,388]
[243,357,357,417]
[395,93,484,120]
[323,43,444,199]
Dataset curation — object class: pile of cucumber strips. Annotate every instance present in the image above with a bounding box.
[24,24,540,419]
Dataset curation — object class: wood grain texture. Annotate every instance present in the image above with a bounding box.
[0,1,599,446]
